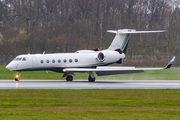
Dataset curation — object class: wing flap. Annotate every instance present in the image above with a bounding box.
[95,70,144,76]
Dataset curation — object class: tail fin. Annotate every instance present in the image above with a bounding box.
[107,29,165,53]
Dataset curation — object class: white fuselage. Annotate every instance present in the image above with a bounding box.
[6,50,125,72]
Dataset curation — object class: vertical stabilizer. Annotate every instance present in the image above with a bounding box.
[107,29,135,53]
[107,29,165,53]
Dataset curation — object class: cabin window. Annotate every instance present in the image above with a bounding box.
[40,60,44,63]
[69,59,72,63]
[58,59,61,63]
[52,60,55,63]
[75,59,78,62]
[22,58,26,61]
[46,60,49,63]
[64,59,67,63]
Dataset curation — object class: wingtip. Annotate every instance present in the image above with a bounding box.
[165,56,176,69]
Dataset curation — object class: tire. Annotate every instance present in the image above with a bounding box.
[88,76,95,82]
[66,75,73,81]
[15,78,19,81]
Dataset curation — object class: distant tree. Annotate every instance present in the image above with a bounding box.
[0,0,179,60]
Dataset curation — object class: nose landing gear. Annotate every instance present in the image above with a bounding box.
[15,72,21,81]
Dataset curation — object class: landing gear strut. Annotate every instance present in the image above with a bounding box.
[15,72,21,81]
[66,75,73,81]
[88,72,95,82]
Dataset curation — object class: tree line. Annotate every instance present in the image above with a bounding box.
[0,0,180,60]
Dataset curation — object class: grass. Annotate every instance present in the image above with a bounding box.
[1,89,180,120]
[0,65,180,80]
[1,65,180,119]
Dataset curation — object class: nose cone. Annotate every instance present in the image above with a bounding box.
[6,64,9,70]
[6,62,17,71]
[6,63,11,70]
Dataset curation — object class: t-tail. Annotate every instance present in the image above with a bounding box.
[107,29,165,53]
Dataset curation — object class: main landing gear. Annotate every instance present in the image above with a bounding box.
[63,73,74,81]
[66,75,73,81]
[15,72,21,81]
[63,72,96,82]
[88,72,95,82]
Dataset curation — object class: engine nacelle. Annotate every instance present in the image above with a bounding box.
[97,52,106,62]
[96,50,125,64]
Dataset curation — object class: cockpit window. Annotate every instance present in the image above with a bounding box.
[15,58,22,61]
[22,58,26,61]
[13,57,16,61]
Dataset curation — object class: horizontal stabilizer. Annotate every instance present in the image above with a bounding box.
[120,30,165,34]
[107,30,117,34]
[107,30,165,34]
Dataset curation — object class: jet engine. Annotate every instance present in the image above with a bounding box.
[96,50,125,64]
[97,52,106,62]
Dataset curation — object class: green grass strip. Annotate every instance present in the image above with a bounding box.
[1,65,180,80]
[0,89,180,120]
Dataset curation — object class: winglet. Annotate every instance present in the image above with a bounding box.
[165,56,176,69]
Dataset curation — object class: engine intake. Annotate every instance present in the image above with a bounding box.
[97,52,106,62]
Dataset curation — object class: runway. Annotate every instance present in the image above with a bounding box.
[0,80,180,89]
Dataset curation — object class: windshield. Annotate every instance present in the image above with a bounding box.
[13,58,22,61]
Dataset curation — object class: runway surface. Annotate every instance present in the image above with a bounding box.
[0,80,180,89]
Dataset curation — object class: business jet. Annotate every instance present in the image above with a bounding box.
[6,29,175,82]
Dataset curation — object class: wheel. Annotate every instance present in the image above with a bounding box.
[66,75,73,81]
[15,72,21,81]
[15,74,20,81]
[15,78,19,81]
[88,76,95,82]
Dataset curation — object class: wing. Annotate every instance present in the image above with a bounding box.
[63,56,175,76]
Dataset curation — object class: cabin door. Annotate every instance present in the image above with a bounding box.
[32,57,38,68]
